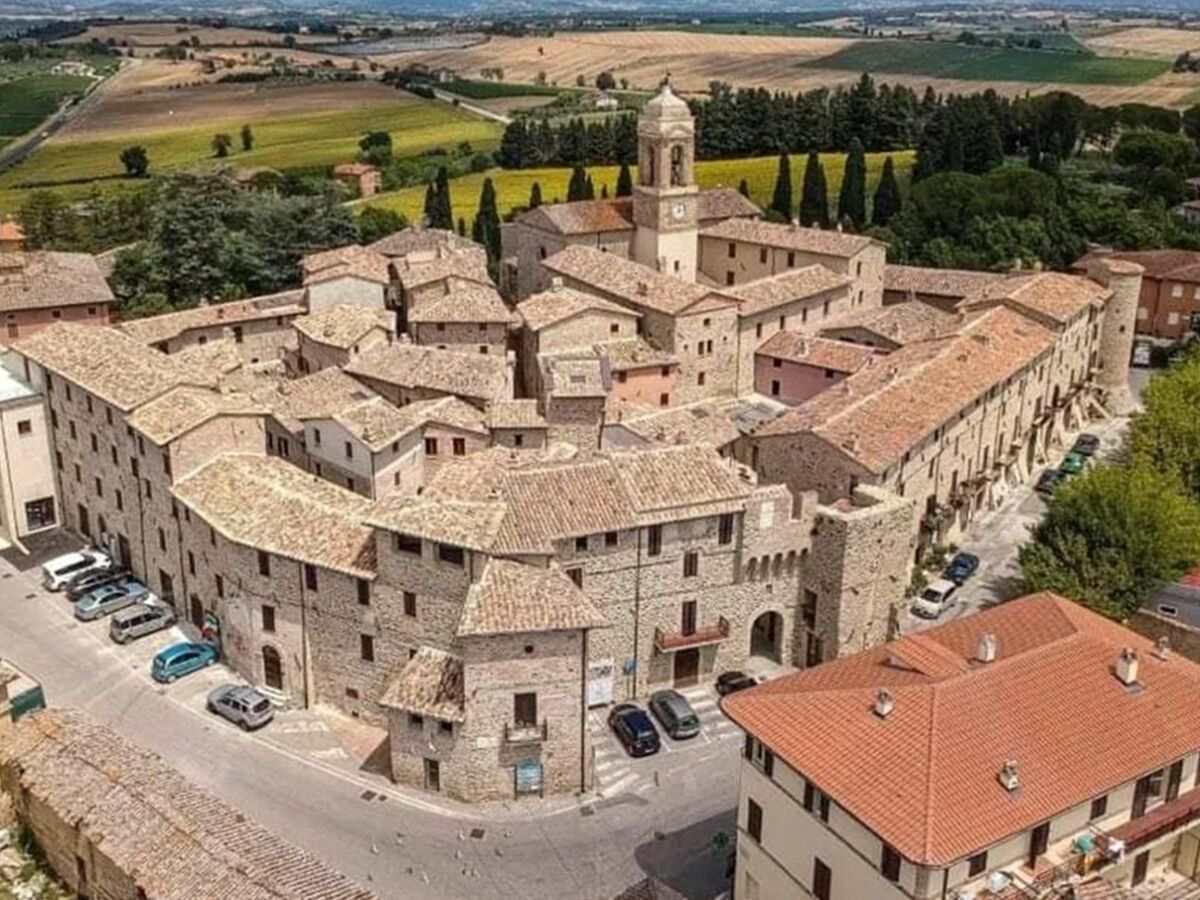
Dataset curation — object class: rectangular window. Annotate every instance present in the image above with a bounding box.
[425,437,438,456]
[718,513,733,545]
[215,574,224,598]
[360,634,375,662]
[157,528,166,552]
[576,535,588,552]
[24,497,55,530]
[727,241,736,259]
[647,524,662,557]
[514,692,537,727]
[357,579,370,606]
[304,564,318,591]
[94,477,103,497]
[746,798,763,842]
[115,489,123,512]
[16,419,30,436]
[683,551,698,577]
[453,437,466,456]
[881,845,901,883]
[187,551,195,576]
[968,851,988,877]
[262,605,275,633]
[395,533,422,555]
[438,544,464,566]
[567,567,583,588]
[403,591,417,617]
[1089,795,1108,821]
[344,440,353,460]
[258,551,270,576]
[605,531,619,547]
[313,428,322,447]
[813,859,831,900]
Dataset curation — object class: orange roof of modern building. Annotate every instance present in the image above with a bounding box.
[723,592,1200,867]
[1073,249,1200,282]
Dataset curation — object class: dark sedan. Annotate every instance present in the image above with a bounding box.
[942,552,980,585]
[66,569,133,603]
[716,671,758,696]
[1071,433,1101,457]
[1034,469,1064,497]
[608,703,661,758]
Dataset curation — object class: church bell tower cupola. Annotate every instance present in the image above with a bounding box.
[631,82,699,282]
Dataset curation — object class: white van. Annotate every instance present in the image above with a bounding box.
[911,579,958,620]
[41,550,111,592]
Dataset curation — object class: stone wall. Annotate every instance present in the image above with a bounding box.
[411,321,508,357]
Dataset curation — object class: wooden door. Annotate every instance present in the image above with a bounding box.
[674,648,700,687]
[1132,850,1150,887]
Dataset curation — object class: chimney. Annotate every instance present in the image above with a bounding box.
[791,217,800,230]
[1115,647,1140,686]
[637,281,649,296]
[977,633,998,664]
[998,760,1020,792]
[1155,636,1171,661]
[550,276,563,291]
[873,688,894,719]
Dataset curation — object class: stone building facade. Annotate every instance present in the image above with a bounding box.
[0,251,114,341]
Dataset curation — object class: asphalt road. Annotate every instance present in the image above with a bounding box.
[0,543,739,900]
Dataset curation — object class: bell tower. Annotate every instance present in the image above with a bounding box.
[631,82,699,282]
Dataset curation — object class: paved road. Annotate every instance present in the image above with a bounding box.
[431,88,513,125]
[0,544,738,900]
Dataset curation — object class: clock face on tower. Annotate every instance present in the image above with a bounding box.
[671,201,687,222]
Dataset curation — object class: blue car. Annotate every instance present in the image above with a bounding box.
[943,552,981,585]
[152,642,218,683]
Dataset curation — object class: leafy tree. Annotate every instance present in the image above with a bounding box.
[211,133,233,158]
[595,71,616,91]
[18,191,78,249]
[1184,103,1200,147]
[356,206,407,245]
[1020,464,1200,620]
[799,151,828,228]
[1114,129,1195,174]
[359,130,393,166]
[769,152,792,221]
[119,145,149,178]
[529,181,543,208]
[1130,348,1200,502]
[838,138,868,230]
[240,124,254,152]
[872,155,902,227]
[615,163,633,197]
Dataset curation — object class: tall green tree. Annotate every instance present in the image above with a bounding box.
[430,167,453,230]
[616,163,633,197]
[1020,463,1200,621]
[211,133,233,158]
[472,177,502,273]
[799,151,828,228]
[18,191,79,250]
[423,182,436,226]
[769,152,792,221]
[838,138,868,230]
[529,182,543,209]
[567,164,589,202]
[872,156,902,227]
[240,124,254,152]
[584,173,595,200]
[1130,347,1200,502]
[737,178,750,198]
[356,206,407,245]
[119,145,149,178]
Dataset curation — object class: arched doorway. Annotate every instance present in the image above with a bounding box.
[262,646,283,690]
[750,611,783,663]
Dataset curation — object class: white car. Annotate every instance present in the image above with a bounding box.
[41,550,112,592]
[910,578,958,620]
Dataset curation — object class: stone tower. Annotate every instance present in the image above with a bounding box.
[631,83,699,282]
[1088,257,1144,415]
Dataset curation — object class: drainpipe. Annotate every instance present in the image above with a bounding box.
[580,628,589,792]
[297,561,311,709]
[633,528,643,698]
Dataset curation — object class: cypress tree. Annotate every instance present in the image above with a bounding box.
[838,139,867,230]
[738,178,750,198]
[600,183,609,200]
[799,151,829,228]
[457,217,466,237]
[431,166,453,230]
[616,163,633,197]
[584,174,595,200]
[475,177,502,271]
[769,152,792,221]
[529,182,543,209]
[567,164,588,202]
[423,182,436,226]
[872,156,902,227]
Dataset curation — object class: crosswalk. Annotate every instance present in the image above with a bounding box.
[590,684,744,798]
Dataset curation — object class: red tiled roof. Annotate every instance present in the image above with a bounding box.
[723,593,1200,867]
[1074,249,1200,283]
[756,332,874,374]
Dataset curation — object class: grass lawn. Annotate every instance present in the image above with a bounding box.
[0,98,502,195]
[804,39,1169,85]
[0,74,94,140]
[357,150,914,227]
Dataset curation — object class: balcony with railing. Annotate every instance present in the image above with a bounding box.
[654,616,730,653]
[504,719,548,744]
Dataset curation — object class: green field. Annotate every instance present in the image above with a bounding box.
[803,39,1170,85]
[0,98,502,201]
[357,150,914,226]
[0,74,94,140]
[443,79,562,100]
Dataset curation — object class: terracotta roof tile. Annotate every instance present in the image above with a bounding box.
[173,453,376,578]
[700,217,878,258]
[756,333,874,374]
[518,189,759,236]
[610,396,787,451]
[0,218,24,242]
[253,367,378,433]
[0,709,377,900]
[518,284,639,332]
[967,271,1111,325]
[756,306,1055,473]
[120,290,307,346]
[346,342,511,405]
[724,593,1200,867]
[457,559,606,637]
[368,227,482,260]
[320,394,485,451]
[542,354,610,398]
[485,399,547,430]
[407,278,515,324]
[696,187,762,223]
[1073,249,1200,282]
[127,386,263,447]
[725,265,852,316]
[884,264,1005,301]
[302,244,390,287]
[542,245,732,316]
[379,647,464,722]
[393,253,491,292]
[821,300,957,347]
[293,304,395,349]
[0,251,111,312]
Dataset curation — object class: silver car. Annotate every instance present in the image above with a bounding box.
[110,602,176,644]
[207,684,275,731]
[74,581,150,622]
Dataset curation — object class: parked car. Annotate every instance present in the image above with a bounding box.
[1058,451,1088,477]
[66,569,134,602]
[151,642,218,683]
[1034,469,1064,497]
[648,690,701,740]
[207,684,275,731]
[910,578,958,620]
[42,550,111,591]
[74,580,151,622]
[110,602,176,644]
[715,671,758,696]
[942,552,980,585]
[1071,433,1101,457]
[608,703,661,757]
